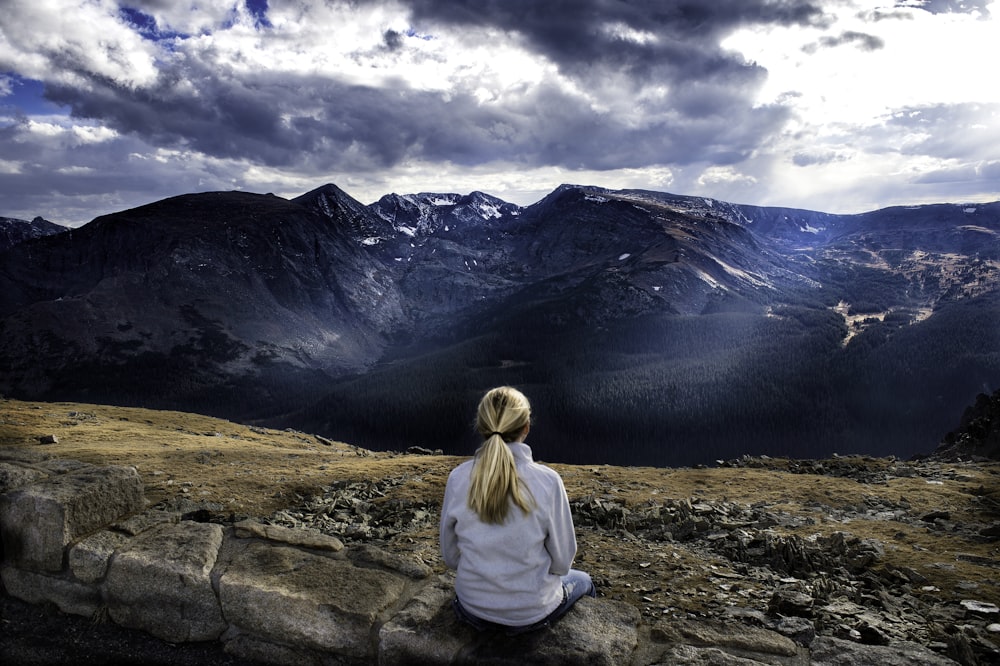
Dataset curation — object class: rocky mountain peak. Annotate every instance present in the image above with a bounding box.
[369,190,522,240]
[0,215,67,252]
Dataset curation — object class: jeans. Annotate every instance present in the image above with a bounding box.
[453,569,597,635]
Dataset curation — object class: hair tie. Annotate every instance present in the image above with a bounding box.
[489,431,503,438]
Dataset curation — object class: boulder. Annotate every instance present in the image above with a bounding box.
[1,565,102,617]
[377,575,480,664]
[104,521,226,642]
[669,619,799,657]
[656,644,783,665]
[218,539,408,661]
[68,528,130,584]
[809,636,959,665]
[380,574,641,666]
[0,464,143,572]
[457,595,641,665]
[0,461,48,494]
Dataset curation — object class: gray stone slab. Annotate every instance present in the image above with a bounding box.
[458,596,641,666]
[68,528,130,584]
[0,461,48,494]
[218,539,407,660]
[380,572,641,666]
[0,465,144,572]
[1,564,102,618]
[809,636,959,665]
[104,521,226,642]
[378,575,475,665]
[233,519,344,551]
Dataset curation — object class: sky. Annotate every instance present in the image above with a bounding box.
[1,0,998,227]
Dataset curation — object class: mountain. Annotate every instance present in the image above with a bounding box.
[0,191,403,417]
[0,216,67,252]
[1,184,998,466]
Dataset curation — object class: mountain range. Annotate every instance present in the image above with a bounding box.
[1,185,998,466]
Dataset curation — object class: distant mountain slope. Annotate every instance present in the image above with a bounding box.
[1,185,998,464]
[932,388,1000,461]
[0,191,403,417]
[0,216,66,252]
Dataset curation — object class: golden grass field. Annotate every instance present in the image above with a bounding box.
[2,398,998,630]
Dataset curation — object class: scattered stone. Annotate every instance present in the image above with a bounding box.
[37,434,58,444]
[773,616,816,646]
[768,588,813,618]
[233,519,344,552]
[406,446,443,455]
[960,600,999,616]
[809,636,959,665]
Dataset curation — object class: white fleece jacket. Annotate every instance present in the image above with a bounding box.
[439,442,577,626]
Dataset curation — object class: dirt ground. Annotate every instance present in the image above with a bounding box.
[2,398,999,631]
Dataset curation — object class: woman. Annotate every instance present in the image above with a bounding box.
[439,386,595,634]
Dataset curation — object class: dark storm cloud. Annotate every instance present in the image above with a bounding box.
[39,11,790,178]
[401,0,830,83]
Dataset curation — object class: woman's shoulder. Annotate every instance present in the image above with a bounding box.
[522,459,565,488]
[447,459,475,479]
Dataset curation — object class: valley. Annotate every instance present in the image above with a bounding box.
[1,185,999,467]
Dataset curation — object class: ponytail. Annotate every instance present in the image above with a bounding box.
[468,387,534,523]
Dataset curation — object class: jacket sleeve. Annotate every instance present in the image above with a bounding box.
[543,474,577,575]
[439,472,461,570]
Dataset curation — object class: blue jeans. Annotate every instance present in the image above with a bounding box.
[453,569,596,635]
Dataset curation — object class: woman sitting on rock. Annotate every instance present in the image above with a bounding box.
[440,386,596,634]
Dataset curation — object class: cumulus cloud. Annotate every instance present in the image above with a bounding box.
[14,0,805,177]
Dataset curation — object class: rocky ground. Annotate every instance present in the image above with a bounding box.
[2,399,1000,664]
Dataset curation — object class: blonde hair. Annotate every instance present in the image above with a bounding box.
[468,386,534,523]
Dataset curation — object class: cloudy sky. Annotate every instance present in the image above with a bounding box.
[1,0,998,227]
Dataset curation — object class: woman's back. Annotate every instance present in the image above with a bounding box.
[440,441,575,625]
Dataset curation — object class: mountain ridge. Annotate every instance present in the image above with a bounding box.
[1,184,998,466]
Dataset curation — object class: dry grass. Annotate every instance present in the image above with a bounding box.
[2,398,999,628]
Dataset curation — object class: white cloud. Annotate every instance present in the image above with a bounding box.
[0,0,160,89]
[0,0,997,223]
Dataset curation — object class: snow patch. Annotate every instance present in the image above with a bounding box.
[713,258,768,288]
[585,194,608,203]
[802,224,825,234]
[964,207,978,213]
[692,267,723,289]
[474,201,503,219]
[398,225,417,237]
[361,237,381,246]
[618,253,631,261]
